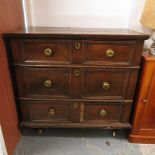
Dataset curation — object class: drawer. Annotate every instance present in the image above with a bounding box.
[81,68,138,99]
[15,67,71,99]
[10,39,72,64]
[83,103,122,122]
[20,101,132,124]
[82,41,136,66]
[20,101,71,122]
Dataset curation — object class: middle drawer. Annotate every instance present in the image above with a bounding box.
[15,67,138,100]
[15,67,71,99]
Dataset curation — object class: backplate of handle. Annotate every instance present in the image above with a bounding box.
[48,108,55,117]
[44,80,52,88]
[99,109,108,117]
[102,82,111,90]
[106,49,115,57]
[44,48,54,56]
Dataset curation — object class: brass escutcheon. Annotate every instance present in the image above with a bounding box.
[73,102,78,109]
[74,69,80,77]
[74,42,81,50]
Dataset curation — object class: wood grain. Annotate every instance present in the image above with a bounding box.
[4,27,149,40]
[0,0,24,154]
[4,28,148,131]
[129,52,155,143]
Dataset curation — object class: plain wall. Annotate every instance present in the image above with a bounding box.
[23,0,151,49]
[25,0,134,29]
[24,0,148,32]
[129,0,147,32]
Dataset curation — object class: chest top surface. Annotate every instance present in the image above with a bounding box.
[4,27,149,40]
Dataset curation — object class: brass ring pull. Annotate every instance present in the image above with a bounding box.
[74,42,81,50]
[73,102,78,109]
[106,49,115,57]
[99,109,108,117]
[102,82,111,90]
[44,80,52,88]
[44,48,53,56]
[48,108,55,117]
[74,69,80,77]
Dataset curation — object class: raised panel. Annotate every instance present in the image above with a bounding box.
[20,101,71,122]
[83,103,122,122]
[82,41,136,66]
[15,67,71,99]
[81,68,131,100]
[141,74,155,129]
[10,39,72,65]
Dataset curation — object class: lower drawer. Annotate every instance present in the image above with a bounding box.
[83,103,122,122]
[20,100,132,126]
[82,102,132,123]
[21,101,71,123]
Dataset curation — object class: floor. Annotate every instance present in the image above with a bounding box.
[14,129,155,155]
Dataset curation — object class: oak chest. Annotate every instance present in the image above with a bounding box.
[4,27,149,129]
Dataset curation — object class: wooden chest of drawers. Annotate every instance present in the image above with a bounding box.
[4,27,149,129]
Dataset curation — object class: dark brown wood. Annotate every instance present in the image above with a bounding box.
[4,28,149,130]
[129,52,155,143]
[0,0,24,154]
[83,103,122,122]
[10,38,145,67]
[4,27,149,40]
[10,39,72,65]
[15,67,71,98]
[20,100,132,126]
[21,101,71,122]
[20,121,131,129]
[81,68,139,100]
[82,40,136,66]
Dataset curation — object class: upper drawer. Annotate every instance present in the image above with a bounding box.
[82,41,140,66]
[10,39,72,65]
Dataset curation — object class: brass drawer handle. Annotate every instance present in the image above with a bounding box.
[74,42,81,50]
[44,80,52,88]
[102,82,111,90]
[99,109,108,117]
[44,48,53,56]
[74,69,80,77]
[48,108,55,117]
[106,49,115,57]
[73,102,78,109]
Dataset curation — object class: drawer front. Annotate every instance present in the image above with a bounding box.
[81,68,138,100]
[21,101,71,122]
[11,39,71,64]
[83,41,136,65]
[15,67,71,99]
[20,101,132,124]
[83,103,122,122]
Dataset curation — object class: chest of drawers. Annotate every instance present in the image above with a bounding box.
[4,27,149,129]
